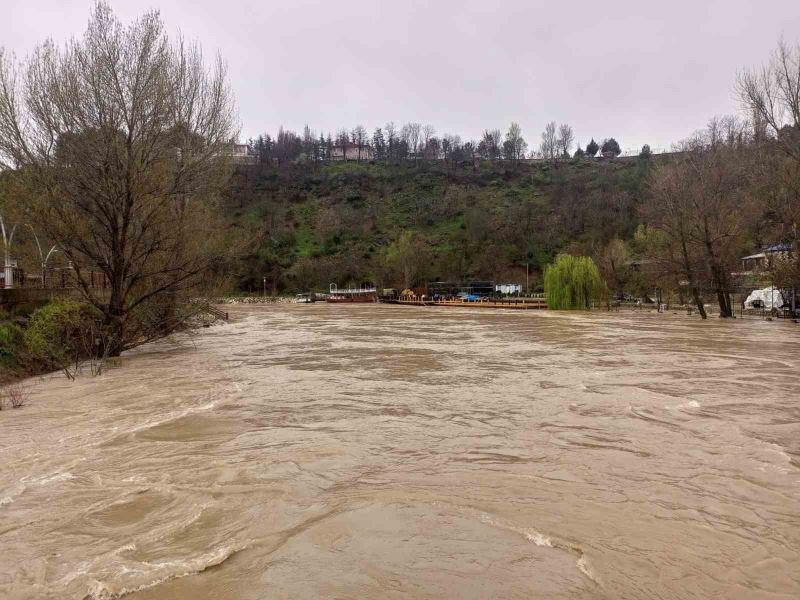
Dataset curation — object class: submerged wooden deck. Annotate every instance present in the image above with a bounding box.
[385,298,548,310]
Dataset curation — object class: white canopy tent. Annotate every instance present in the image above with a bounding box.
[743,286,786,310]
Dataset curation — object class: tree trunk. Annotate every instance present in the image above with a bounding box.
[701,217,733,317]
[103,311,125,357]
[678,222,706,319]
[690,286,707,318]
[707,261,733,318]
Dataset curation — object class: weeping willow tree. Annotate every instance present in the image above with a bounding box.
[544,255,605,310]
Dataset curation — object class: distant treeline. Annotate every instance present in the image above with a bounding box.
[247,122,637,165]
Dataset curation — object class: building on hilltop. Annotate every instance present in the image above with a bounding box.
[330,143,374,161]
[226,143,256,164]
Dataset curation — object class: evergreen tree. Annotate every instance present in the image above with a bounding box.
[318,134,327,160]
[586,138,599,156]
[574,146,585,158]
[335,129,350,160]
[639,144,652,158]
[601,138,621,157]
[302,124,314,158]
[325,134,333,160]
[372,127,386,160]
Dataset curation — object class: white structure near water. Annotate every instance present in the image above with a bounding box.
[495,283,521,295]
[744,286,787,310]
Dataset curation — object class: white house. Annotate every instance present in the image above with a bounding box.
[330,144,374,161]
[740,243,792,272]
[226,143,256,164]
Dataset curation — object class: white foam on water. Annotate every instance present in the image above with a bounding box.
[34,471,76,485]
[666,400,700,410]
[0,482,25,507]
[753,439,793,475]
[473,510,601,588]
[576,555,600,584]
[116,397,225,438]
[1,471,76,507]
[83,542,246,599]
[524,530,553,547]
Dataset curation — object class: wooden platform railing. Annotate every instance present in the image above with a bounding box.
[389,297,548,310]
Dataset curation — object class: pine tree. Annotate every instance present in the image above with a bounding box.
[325,134,333,160]
[372,127,386,160]
[586,138,599,156]
[601,138,621,157]
[318,134,327,160]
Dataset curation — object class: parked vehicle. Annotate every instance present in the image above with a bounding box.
[457,292,481,302]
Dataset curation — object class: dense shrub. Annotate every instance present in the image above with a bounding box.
[0,322,24,371]
[24,298,101,374]
[544,255,605,310]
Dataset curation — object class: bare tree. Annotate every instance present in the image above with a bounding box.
[540,121,558,162]
[738,40,800,313]
[479,129,502,160]
[645,132,751,318]
[351,125,368,161]
[688,143,748,318]
[384,121,397,161]
[738,39,800,160]
[421,124,436,159]
[402,122,421,164]
[644,163,708,318]
[335,129,350,160]
[557,124,575,159]
[704,115,750,148]
[0,2,236,355]
[504,122,527,163]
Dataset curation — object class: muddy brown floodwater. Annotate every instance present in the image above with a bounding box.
[1,304,799,599]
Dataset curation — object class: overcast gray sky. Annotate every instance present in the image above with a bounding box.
[4,0,800,153]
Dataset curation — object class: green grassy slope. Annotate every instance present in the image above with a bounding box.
[223,157,654,293]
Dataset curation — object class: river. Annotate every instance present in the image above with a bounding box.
[1,304,799,599]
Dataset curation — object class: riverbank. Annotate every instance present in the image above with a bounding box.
[0,296,230,388]
[211,295,295,304]
[2,303,798,599]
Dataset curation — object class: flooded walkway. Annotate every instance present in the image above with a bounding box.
[1,304,799,599]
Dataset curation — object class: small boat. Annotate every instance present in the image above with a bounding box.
[294,293,314,304]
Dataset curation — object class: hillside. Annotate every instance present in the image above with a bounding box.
[223,157,655,294]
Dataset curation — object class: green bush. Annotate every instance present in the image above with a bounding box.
[0,322,24,370]
[544,255,605,310]
[24,298,100,372]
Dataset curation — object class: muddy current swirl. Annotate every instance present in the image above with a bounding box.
[1,304,799,599]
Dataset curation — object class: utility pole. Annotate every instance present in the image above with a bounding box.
[793,222,797,316]
[263,276,267,298]
[526,262,529,297]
